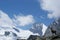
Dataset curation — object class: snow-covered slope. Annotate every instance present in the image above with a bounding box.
[0,26,40,40]
[13,27,39,39]
[30,23,47,36]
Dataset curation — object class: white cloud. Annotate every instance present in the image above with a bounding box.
[40,0,60,19]
[13,15,35,26]
[0,10,15,28]
[0,10,35,27]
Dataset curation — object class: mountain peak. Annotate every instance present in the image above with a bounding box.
[30,23,47,36]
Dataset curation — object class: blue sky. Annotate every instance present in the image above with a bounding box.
[0,0,55,30]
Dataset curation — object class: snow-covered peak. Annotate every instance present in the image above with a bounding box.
[42,24,47,36]
[30,23,47,36]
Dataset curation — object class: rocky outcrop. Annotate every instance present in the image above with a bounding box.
[43,18,60,40]
[27,35,42,40]
[27,18,60,40]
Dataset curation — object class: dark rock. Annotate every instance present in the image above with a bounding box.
[27,35,42,40]
[13,28,20,32]
[4,31,10,36]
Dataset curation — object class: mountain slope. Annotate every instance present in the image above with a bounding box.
[49,18,60,35]
[43,18,60,40]
[30,23,47,36]
[0,26,40,40]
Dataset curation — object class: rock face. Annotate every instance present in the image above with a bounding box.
[28,18,60,40]
[27,35,42,40]
[4,31,10,36]
[43,18,60,40]
[50,18,60,35]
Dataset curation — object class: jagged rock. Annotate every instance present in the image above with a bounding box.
[51,36,60,40]
[50,18,60,35]
[43,18,60,40]
[12,32,17,37]
[4,31,10,36]
[27,35,42,40]
[13,28,20,32]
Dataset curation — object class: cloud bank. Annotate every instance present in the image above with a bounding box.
[13,15,35,26]
[0,10,14,28]
[0,10,35,28]
[40,0,60,19]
